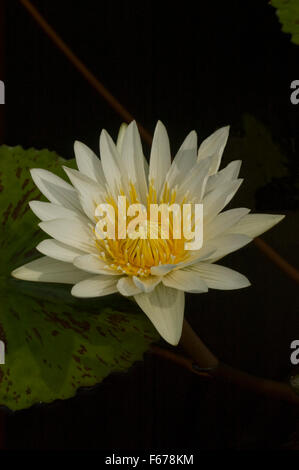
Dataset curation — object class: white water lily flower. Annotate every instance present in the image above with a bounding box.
[12,121,284,345]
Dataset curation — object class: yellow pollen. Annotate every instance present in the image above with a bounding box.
[94,182,192,277]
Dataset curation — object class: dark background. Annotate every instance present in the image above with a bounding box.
[1,0,299,450]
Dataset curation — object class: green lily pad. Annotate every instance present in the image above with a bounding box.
[271,0,299,45]
[0,145,159,411]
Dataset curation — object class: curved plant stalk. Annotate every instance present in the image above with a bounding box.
[19,0,153,146]
[150,319,299,406]
[254,238,299,285]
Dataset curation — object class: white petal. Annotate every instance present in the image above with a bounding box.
[165,130,197,190]
[71,275,118,298]
[186,262,251,290]
[134,283,185,345]
[117,276,142,296]
[197,126,230,174]
[149,121,171,196]
[205,208,250,240]
[202,233,252,261]
[162,269,208,293]
[99,129,123,197]
[39,218,97,253]
[150,263,177,276]
[63,166,106,220]
[74,141,106,186]
[203,179,243,223]
[11,256,89,284]
[172,247,217,270]
[116,123,128,154]
[176,155,214,202]
[205,160,242,194]
[36,239,85,262]
[73,254,119,275]
[29,201,82,222]
[228,214,285,238]
[30,168,81,212]
[133,275,162,293]
[150,245,216,276]
[121,121,148,203]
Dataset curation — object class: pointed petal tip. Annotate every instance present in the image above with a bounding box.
[99,128,117,150]
[74,140,86,153]
[237,273,251,289]
[29,168,52,183]
[62,165,74,177]
[275,214,286,223]
[99,128,109,142]
[29,168,38,178]
[70,285,82,297]
[156,119,166,129]
[238,275,251,289]
[220,125,230,134]
[128,120,142,137]
[134,285,185,345]
[126,120,136,130]
[11,268,21,279]
[160,323,183,346]
[264,213,286,230]
[116,123,129,151]
[165,334,181,346]
[11,266,34,281]
[71,284,85,298]
[230,213,286,239]
[71,282,94,298]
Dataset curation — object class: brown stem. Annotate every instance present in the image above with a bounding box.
[181,319,299,405]
[254,237,299,285]
[19,0,153,146]
[180,318,219,369]
[150,345,214,378]
[214,362,299,405]
[151,319,299,406]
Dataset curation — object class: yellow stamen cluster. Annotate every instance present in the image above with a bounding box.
[94,181,190,277]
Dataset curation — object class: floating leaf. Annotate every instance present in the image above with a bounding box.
[271,0,299,45]
[0,145,159,411]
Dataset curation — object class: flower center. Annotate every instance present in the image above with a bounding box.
[94,182,190,277]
